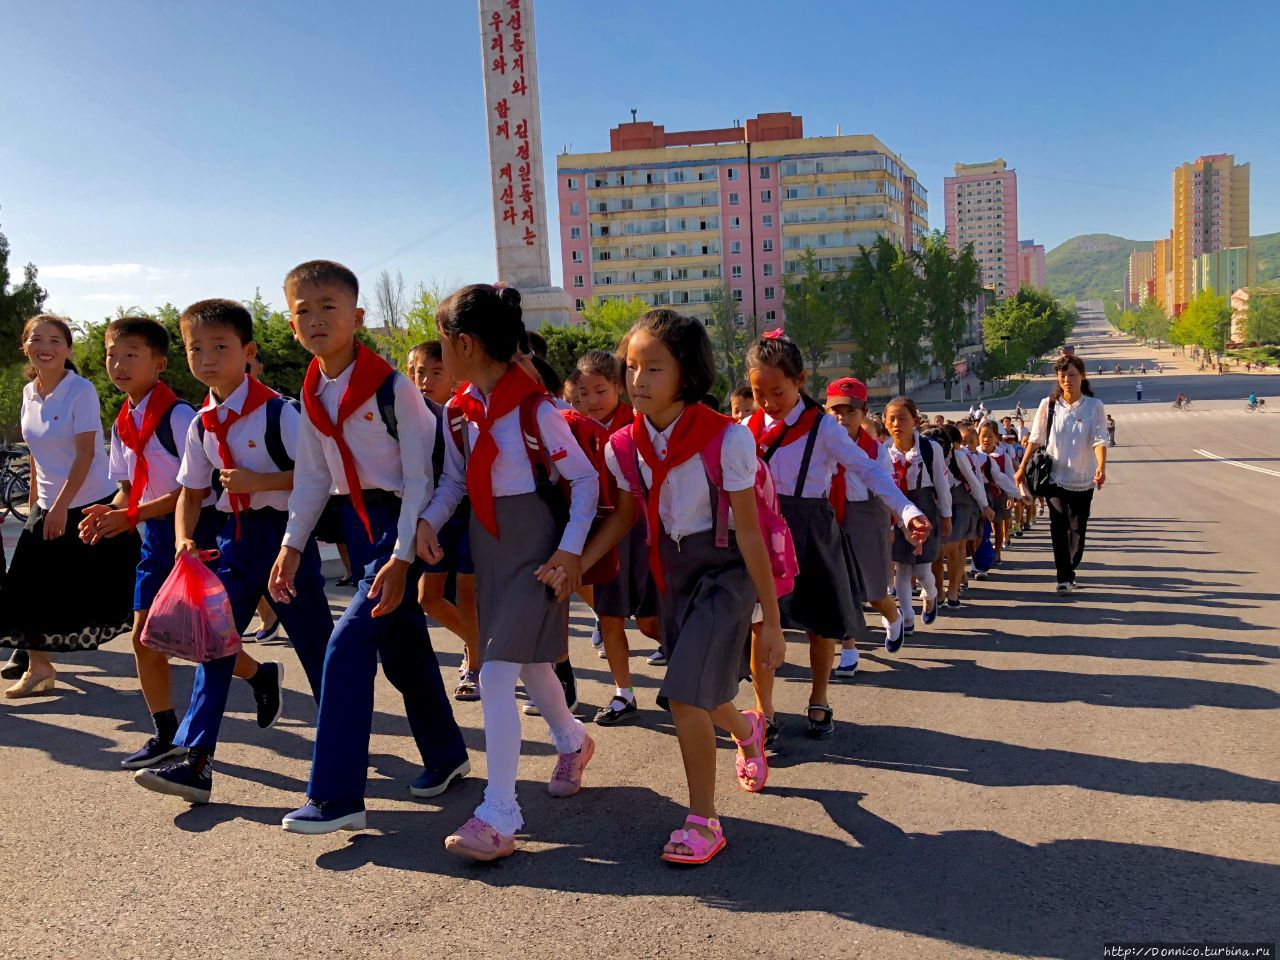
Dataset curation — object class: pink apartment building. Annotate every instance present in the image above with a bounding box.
[1018,239,1046,290]
[945,159,1020,299]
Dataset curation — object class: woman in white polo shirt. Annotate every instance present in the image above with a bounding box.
[1014,354,1108,593]
[0,315,139,697]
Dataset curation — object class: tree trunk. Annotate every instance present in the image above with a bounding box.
[943,375,953,401]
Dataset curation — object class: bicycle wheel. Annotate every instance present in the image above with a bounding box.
[4,470,30,522]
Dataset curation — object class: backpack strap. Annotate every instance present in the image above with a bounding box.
[793,397,824,496]
[700,425,732,550]
[155,400,195,459]
[375,371,400,441]
[447,403,471,462]
[518,392,554,484]
[425,398,446,486]
[263,396,294,472]
[609,425,646,503]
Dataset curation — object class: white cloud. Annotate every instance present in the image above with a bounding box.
[41,263,145,282]
[82,293,141,302]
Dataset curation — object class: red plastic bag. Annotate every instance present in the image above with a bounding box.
[140,551,242,663]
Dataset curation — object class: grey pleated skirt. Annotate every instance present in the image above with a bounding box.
[470,492,568,665]
[779,495,862,640]
[949,485,980,543]
[892,485,941,565]
[655,529,754,712]
[840,497,893,600]
[592,522,657,620]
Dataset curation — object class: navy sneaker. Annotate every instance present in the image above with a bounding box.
[250,662,284,729]
[921,599,938,626]
[646,649,668,666]
[121,737,187,770]
[902,619,916,637]
[134,754,213,804]
[281,797,366,834]
[945,598,964,610]
[254,618,282,643]
[409,758,471,798]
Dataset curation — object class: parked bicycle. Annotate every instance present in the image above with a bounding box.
[0,444,31,521]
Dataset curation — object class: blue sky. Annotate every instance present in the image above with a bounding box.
[3,0,1278,325]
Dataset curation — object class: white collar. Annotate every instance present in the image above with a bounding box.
[763,396,804,430]
[316,361,354,395]
[203,375,249,415]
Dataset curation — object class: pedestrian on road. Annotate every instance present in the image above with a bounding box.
[1135,380,1143,402]
[1015,355,1108,593]
[1106,414,1116,447]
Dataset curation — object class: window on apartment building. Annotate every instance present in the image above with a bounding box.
[762,238,774,252]
[727,167,739,181]
[764,286,776,300]
[569,226,581,240]
[569,201,581,216]
[732,288,744,302]
[575,299,585,311]
[732,265,743,278]
[573,275,584,288]
[760,166,771,179]
[571,250,583,263]
[566,177,579,191]
[761,214,773,228]
[762,263,774,276]
[765,310,777,321]
[760,189,772,203]
[729,192,740,205]
[730,216,741,229]
[730,240,742,254]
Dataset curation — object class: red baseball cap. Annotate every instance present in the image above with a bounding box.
[826,377,869,407]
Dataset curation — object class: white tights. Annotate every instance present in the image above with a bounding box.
[894,562,936,622]
[474,659,586,836]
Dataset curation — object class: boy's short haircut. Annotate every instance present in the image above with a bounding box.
[180,299,254,346]
[576,349,622,385]
[284,260,359,301]
[407,340,443,363]
[730,384,754,402]
[106,315,170,355]
[527,331,548,359]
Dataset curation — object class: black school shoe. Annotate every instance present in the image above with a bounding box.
[121,737,187,770]
[764,715,782,747]
[1,649,28,681]
[134,754,213,805]
[806,704,835,740]
[593,695,638,726]
[249,662,284,729]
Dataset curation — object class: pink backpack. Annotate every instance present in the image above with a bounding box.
[611,423,798,599]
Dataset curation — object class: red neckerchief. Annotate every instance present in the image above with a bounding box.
[598,401,633,437]
[747,397,822,459]
[828,427,882,524]
[201,376,279,539]
[115,380,179,530]
[453,365,544,537]
[301,343,395,543]
[631,403,730,592]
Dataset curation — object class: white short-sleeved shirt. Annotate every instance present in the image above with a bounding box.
[841,432,894,502]
[21,373,117,509]
[604,414,757,541]
[176,376,298,513]
[1030,395,1108,492]
[283,366,434,564]
[108,387,201,503]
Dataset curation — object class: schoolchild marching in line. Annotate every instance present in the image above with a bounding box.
[0,316,140,698]
[823,378,901,677]
[416,283,598,861]
[407,339,481,702]
[976,419,1021,564]
[883,397,951,635]
[577,308,784,865]
[745,333,929,741]
[78,316,275,768]
[268,261,468,834]
[574,349,664,725]
[936,422,992,607]
[134,299,333,805]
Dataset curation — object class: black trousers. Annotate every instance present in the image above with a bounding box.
[1046,484,1094,583]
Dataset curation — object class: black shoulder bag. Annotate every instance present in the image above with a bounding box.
[1023,399,1056,497]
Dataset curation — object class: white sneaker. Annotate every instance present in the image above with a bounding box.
[833,649,860,678]
[1056,582,1071,594]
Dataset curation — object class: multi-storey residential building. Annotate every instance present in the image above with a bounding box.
[1126,249,1155,306]
[944,159,1020,299]
[555,112,925,325]
[1152,233,1174,312]
[1171,154,1249,314]
[1193,247,1251,300]
[1018,239,1045,290]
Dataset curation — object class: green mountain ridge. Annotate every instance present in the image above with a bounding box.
[1045,231,1280,302]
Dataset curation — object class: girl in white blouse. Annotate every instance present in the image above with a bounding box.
[1,316,138,697]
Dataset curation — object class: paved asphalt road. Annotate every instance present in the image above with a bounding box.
[2,310,1277,960]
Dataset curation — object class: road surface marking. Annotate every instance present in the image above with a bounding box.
[1193,448,1280,478]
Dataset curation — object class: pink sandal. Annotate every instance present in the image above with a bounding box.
[661,815,726,865]
[443,817,516,862]
[734,709,768,793]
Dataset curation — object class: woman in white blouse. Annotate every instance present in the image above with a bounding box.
[0,315,139,696]
[1014,354,1108,593]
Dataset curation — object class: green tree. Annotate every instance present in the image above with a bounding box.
[705,282,750,390]
[1244,291,1280,344]
[850,236,924,396]
[538,326,617,382]
[579,295,649,344]
[375,281,445,369]
[1135,296,1170,343]
[0,218,48,352]
[1173,288,1231,355]
[783,249,842,391]
[918,232,982,400]
[0,362,26,441]
[979,288,1072,380]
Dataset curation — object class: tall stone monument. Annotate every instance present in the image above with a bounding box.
[478,0,573,328]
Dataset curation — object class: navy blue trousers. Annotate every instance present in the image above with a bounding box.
[176,509,332,752]
[307,495,466,802]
